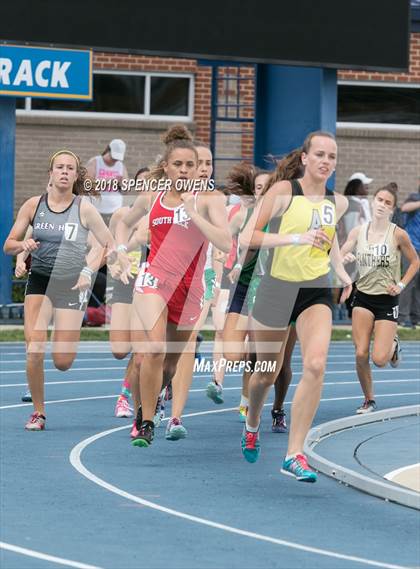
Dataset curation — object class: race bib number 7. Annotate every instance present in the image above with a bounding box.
[64,223,78,241]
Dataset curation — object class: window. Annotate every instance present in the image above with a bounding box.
[150,77,190,116]
[17,71,193,119]
[338,84,420,125]
[31,74,145,113]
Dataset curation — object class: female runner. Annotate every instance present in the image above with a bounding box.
[239,132,351,482]
[341,185,419,413]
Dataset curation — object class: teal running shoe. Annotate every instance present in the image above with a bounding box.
[206,381,224,404]
[281,454,317,483]
[165,417,187,441]
[241,427,260,463]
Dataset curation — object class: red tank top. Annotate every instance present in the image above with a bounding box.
[147,192,208,289]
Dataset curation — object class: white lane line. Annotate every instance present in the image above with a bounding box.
[1,379,123,388]
[0,366,125,375]
[1,354,419,364]
[68,412,413,569]
[0,541,103,569]
[2,377,420,389]
[0,357,126,364]
[385,463,420,481]
[1,392,419,412]
[2,366,419,376]
[0,395,117,410]
[190,380,420,393]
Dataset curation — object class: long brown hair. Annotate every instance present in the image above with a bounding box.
[263,148,304,194]
[226,162,262,197]
[263,131,336,195]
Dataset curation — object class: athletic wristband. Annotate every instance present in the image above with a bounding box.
[117,244,128,253]
[397,281,406,290]
[234,263,242,270]
[80,267,93,279]
[290,234,301,245]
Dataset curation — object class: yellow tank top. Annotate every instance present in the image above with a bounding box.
[355,222,401,295]
[270,180,336,282]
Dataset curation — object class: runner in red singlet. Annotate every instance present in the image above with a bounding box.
[115,125,231,447]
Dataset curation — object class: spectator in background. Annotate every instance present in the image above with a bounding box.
[346,171,373,225]
[86,139,128,226]
[342,178,369,239]
[399,184,420,328]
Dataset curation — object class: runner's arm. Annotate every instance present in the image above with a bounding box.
[394,228,420,289]
[184,191,232,253]
[3,197,40,255]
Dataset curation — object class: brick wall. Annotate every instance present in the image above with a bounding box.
[12,35,420,213]
[14,115,189,211]
[335,32,420,202]
[335,126,420,203]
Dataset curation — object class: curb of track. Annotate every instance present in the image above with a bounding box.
[304,405,420,510]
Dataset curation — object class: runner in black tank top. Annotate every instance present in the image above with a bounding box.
[4,150,115,432]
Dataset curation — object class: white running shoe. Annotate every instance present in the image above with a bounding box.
[115,396,133,418]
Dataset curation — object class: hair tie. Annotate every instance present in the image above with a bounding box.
[49,150,80,169]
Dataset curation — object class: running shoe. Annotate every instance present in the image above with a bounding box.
[241,427,260,463]
[114,395,133,418]
[132,420,154,447]
[21,388,32,403]
[281,454,317,483]
[238,405,248,423]
[356,399,377,414]
[153,395,165,427]
[25,412,46,431]
[165,417,188,441]
[206,381,224,404]
[271,408,287,433]
[130,420,140,439]
[390,335,402,368]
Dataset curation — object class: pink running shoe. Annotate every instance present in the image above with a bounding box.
[115,395,133,418]
[130,420,140,439]
[25,412,46,431]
